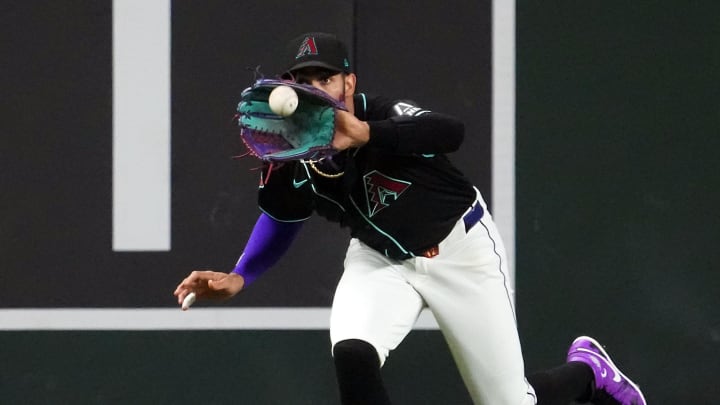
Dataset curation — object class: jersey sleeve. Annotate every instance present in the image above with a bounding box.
[257,162,314,222]
[231,212,303,286]
[358,94,465,155]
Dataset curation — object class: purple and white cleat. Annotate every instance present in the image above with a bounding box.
[567,336,647,405]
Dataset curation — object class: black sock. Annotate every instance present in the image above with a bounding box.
[333,339,392,405]
[527,361,594,405]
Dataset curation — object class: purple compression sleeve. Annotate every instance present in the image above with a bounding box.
[232,213,303,286]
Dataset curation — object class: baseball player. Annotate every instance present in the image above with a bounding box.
[174,32,646,405]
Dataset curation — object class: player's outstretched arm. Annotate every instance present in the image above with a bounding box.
[173,213,304,310]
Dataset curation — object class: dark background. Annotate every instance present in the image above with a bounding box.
[516,3,720,404]
[1,0,718,404]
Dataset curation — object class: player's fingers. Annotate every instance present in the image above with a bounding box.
[209,273,235,289]
[206,278,223,291]
[206,271,234,289]
[176,286,194,304]
[174,270,214,294]
[173,277,195,297]
[173,282,189,297]
[173,281,190,297]
[173,270,210,302]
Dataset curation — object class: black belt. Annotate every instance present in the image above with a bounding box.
[415,201,484,258]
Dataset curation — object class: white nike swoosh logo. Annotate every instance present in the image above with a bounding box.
[293,179,308,188]
[601,369,608,378]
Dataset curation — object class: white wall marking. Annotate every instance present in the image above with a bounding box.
[492,0,516,286]
[112,0,171,251]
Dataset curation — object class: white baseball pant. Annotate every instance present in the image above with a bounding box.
[330,192,537,405]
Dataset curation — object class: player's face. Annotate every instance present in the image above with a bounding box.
[293,68,353,102]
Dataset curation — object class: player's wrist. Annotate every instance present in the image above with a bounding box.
[230,264,254,285]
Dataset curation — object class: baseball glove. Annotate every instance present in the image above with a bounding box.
[237,78,347,162]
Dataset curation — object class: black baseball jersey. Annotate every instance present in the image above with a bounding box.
[258,93,476,259]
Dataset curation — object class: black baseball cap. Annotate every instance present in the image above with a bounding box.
[283,32,352,76]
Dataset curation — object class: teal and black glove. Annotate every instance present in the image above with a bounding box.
[237,78,347,162]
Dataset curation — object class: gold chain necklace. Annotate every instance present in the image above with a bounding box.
[304,159,345,178]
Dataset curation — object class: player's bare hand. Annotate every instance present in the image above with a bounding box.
[332,110,369,150]
[173,270,245,307]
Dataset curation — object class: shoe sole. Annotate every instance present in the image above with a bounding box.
[570,336,647,405]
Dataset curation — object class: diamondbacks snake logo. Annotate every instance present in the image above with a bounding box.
[363,171,411,217]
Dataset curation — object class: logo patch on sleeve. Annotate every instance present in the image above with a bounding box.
[392,102,430,117]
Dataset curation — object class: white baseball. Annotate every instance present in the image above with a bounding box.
[268,85,299,117]
[181,292,196,311]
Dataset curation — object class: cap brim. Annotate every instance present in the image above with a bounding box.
[286,61,344,74]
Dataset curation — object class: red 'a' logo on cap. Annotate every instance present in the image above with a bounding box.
[296,36,318,58]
